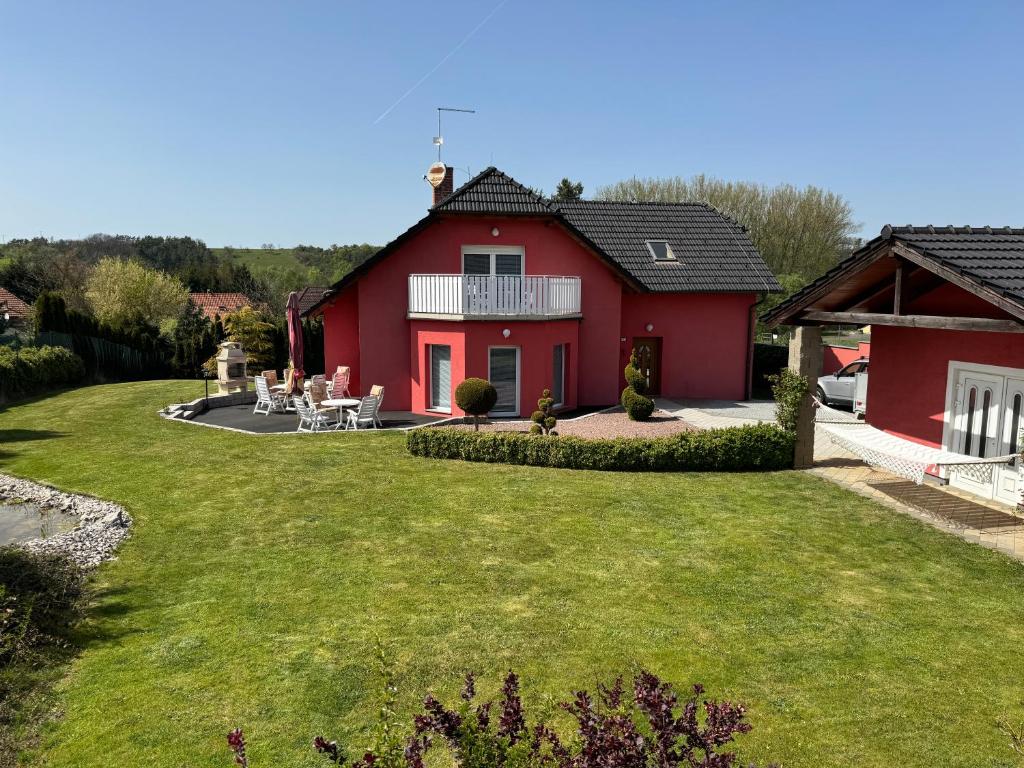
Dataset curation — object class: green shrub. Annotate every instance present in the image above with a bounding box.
[768,367,810,433]
[0,345,86,401]
[621,348,655,421]
[455,378,498,431]
[529,388,558,435]
[407,423,795,472]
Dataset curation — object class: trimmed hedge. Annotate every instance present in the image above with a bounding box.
[407,423,795,472]
[0,345,86,401]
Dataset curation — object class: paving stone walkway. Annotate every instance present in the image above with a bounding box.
[659,398,1024,562]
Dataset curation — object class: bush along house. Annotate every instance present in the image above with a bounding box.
[303,166,781,419]
[763,225,1024,506]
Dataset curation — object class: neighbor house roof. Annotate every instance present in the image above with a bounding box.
[190,292,250,321]
[762,225,1024,326]
[304,167,780,315]
[294,286,330,315]
[0,287,31,322]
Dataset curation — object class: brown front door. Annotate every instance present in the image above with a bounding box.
[633,337,661,396]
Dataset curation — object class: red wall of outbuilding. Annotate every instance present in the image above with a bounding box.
[620,293,757,400]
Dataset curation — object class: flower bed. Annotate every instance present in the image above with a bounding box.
[407,422,794,472]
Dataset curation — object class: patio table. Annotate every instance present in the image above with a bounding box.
[322,397,360,428]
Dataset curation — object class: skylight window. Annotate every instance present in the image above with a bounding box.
[645,240,676,262]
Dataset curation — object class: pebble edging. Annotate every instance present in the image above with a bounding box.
[0,473,131,568]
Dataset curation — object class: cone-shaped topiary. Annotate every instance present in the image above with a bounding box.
[530,388,559,435]
[455,377,498,431]
[621,348,655,421]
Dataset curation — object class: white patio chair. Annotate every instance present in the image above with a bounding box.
[344,395,379,430]
[254,375,286,415]
[369,384,385,428]
[294,395,336,432]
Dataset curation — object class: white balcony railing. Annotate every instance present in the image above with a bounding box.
[408,274,582,318]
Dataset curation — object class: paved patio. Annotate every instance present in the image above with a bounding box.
[188,404,447,434]
[660,398,1024,561]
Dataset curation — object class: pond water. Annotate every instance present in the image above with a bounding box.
[0,501,78,545]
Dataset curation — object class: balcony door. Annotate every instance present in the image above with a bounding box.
[463,247,523,314]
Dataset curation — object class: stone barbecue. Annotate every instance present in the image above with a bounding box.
[216,341,248,394]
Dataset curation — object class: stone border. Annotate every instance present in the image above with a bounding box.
[0,474,132,568]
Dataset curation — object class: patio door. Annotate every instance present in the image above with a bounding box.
[994,377,1024,506]
[488,347,519,417]
[429,345,451,412]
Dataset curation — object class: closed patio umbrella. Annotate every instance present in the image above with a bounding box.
[286,291,304,393]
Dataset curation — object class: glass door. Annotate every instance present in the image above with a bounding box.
[429,345,451,411]
[488,347,519,416]
[952,370,1004,498]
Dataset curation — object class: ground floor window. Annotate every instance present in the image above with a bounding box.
[429,344,451,411]
[552,344,565,406]
[489,347,519,416]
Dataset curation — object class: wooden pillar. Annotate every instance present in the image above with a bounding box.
[788,326,822,469]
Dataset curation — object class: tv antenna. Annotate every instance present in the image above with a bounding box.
[434,106,475,162]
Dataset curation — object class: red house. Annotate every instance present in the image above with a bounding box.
[304,167,780,418]
[764,225,1024,505]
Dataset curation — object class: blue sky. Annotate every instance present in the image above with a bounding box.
[1,0,1022,247]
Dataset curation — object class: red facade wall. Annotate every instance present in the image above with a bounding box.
[411,319,579,416]
[867,326,1024,447]
[317,213,761,414]
[620,293,756,400]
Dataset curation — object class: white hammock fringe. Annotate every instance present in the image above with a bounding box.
[820,422,1017,485]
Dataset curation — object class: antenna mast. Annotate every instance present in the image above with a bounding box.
[434,106,476,162]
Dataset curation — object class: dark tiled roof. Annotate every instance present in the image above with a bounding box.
[431,167,554,215]
[761,225,1024,325]
[305,167,781,315]
[555,200,781,293]
[295,286,330,314]
[886,225,1024,306]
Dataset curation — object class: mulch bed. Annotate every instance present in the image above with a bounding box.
[445,408,696,439]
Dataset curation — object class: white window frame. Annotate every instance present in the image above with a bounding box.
[461,245,525,276]
[551,343,565,407]
[644,240,677,262]
[488,345,520,417]
[427,344,452,414]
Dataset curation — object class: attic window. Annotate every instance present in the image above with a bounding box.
[645,240,676,262]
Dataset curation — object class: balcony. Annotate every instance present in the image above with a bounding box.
[408,274,582,319]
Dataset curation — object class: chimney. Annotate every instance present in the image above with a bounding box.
[432,165,455,206]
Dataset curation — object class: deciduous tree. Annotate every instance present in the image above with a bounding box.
[84,257,188,327]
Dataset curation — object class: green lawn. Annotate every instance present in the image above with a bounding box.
[212,247,306,271]
[2,381,1024,767]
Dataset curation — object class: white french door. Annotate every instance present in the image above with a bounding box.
[949,366,1023,503]
[488,347,520,417]
[995,377,1024,505]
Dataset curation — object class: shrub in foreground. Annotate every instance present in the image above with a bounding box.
[768,367,810,433]
[0,345,86,401]
[621,348,655,421]
[455,378,498,431]
[407,423,795,472]
[230,666,773,768]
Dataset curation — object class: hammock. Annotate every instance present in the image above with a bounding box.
[819,422,1018,485]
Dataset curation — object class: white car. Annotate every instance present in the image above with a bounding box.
[816,358,868,408]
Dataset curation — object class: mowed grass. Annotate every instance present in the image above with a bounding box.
[2,382,1024,768]
[212,247,305,271]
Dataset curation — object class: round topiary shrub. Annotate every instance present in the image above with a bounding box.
[621,348,655,421]
[455,377,498,431]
